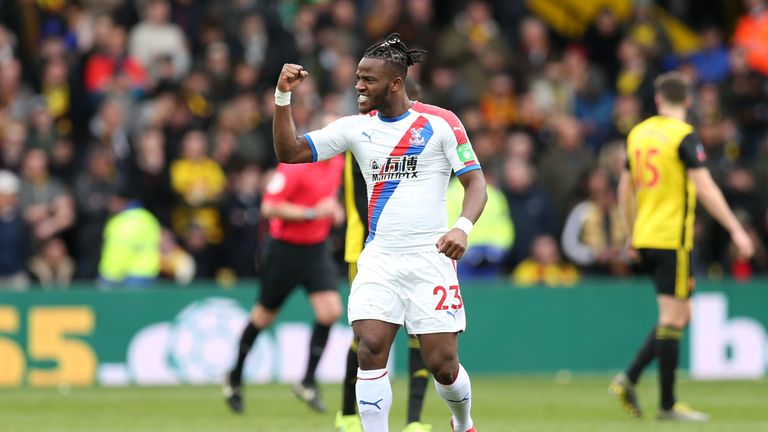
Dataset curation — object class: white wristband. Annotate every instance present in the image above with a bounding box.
[274,89,291,106]
[453,216,473,236]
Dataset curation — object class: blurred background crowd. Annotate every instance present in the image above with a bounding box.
[1,0,767,290]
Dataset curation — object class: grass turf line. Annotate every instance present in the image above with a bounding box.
[0,375,766,431]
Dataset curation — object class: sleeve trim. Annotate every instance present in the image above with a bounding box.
[304,133,318,162]
[455,165,481,177]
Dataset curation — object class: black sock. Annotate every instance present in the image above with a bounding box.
[231,322,261,384]
[341,339,359,415]
[407,337,428,424]
[302,322,331,386]
[626,326,657,384]
[655,325,683,410]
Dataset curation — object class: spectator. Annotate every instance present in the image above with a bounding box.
[422,64,473,113]
[529,59,573,119]
[88,97,132,169]
[39,55,75,136]
[511,235,579,287]
[0,119,28,173]
[561,168,628,275]
[0,170,29,290]
[232,9,299,88]
[26,98,60,153]
[73,148,117,279]
[732,0,768,77]
[182,222,217,280]
[478,72,518,130]
[128,0,190,80]
[364,0,402,45]
[516,16,555,78]
[83,22,147,99]
[624,0,672,62]
[17,149,75,249]
[609,94,642,139]
[616,37,655,116]
[28,237,75,289]
[573,69,615,153]
[0,58,34,119]
[501,158,557,269]
[437,0,512,98]
[582,7,624,85]
[0,25,18,64]
[159,228,195,285]
[446,173,514,279]
[132,128,173,227]
[537,115,596,226]
[98,186,161,288]
[221,162,263,279]
[170,129,226,244]
[686,26,730,85]
[721,47,768,159]
[203,41,233,104]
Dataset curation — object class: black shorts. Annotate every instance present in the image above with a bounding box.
[638,248,694,299]
[258,238,338,310]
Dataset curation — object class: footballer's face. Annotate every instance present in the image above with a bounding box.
[355,57,396,114]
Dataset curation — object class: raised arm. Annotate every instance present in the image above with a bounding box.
[273,64,314,163]
[688,167,754,258]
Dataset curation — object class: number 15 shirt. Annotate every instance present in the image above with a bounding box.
[626,115,706,251]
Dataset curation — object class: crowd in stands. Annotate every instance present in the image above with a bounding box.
[1,0,767,289]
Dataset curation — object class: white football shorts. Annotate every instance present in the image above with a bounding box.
[347,247,467,334]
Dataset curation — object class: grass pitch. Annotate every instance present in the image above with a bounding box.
[0,375,766,431]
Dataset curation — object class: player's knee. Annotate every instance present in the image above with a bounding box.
[423,350,458,384]
[356,337,389,368]
[315,303,341,325]
[659,312,689,329]
[250,306,275,328]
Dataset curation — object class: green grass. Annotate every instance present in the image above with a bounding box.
[0,375,766,431]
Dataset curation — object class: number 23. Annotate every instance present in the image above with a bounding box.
[433,285,463,310]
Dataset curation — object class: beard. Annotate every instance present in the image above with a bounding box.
[368,85,390,112]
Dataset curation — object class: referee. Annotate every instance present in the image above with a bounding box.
[224,155,346,414]
[611,72,754,421]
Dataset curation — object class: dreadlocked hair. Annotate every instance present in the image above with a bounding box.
[363,33,426,77]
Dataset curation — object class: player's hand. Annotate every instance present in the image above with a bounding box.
[624,237,639,262]
[314,197,344,225]
[277,64,309,92]
[436,229,467,260]
[731,227,755,260]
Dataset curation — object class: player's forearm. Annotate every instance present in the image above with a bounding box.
[618,171,635,235]
[697,178,741,234]
[458,174,487,223]
[261,201,318,222]
[689,168,741,234]
[273,106,306,163]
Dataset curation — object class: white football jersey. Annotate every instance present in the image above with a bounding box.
[305,101,481,252]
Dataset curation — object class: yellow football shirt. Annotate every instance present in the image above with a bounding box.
[626,115,705,251]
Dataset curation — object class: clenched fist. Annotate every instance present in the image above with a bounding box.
[277,64,309,92]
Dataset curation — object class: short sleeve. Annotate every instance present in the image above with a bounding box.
[678,133,706,168]
[304,116,358,162]
[439,118,481,176]
[263,164,298,203]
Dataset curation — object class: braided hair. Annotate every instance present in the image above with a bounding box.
[363,33,426,77]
